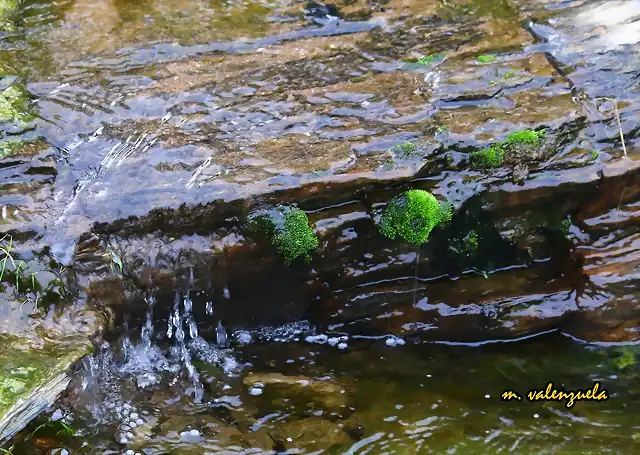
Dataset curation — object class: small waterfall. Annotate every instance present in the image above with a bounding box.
[166,291,203,403]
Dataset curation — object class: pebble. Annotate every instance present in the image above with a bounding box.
[249,387,263,396]
[337,342,348,350]
[126,451,135,455]
[120,424,130,431]
[136,418,144,426]
[50,409,64,422]
[126,432,134,439]
[305,334,328,344]
[130,412,139,420]
[327,337,340,346]
[180,429,202,443]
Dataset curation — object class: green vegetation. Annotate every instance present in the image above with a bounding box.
[587,150,599,162]
[378,190,452,245]
[105,247,123,274]
[614,349,636,370]
[470,128,546,170]
[503,70,516,80]
[390,142,418,157]
[0,364,41,412]
[0,0,19,31]
[470,144,504,168]
[0,235,37,295]
[0,139,26,159]
[0,84,33,123]
[505,129,545,146]
[249,205,319,265]
[417,54,443,66]
[463,231,479,254]
[26,418,76,441]
[434,124,450,135]
[477,54,497,63]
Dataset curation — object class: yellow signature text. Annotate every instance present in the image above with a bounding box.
[500,381,609,408]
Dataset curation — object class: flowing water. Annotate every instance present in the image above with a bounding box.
[1,0,640,453]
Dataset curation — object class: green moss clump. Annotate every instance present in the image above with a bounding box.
[470,128,547,170]
[417,54,443,66]
[470,145,504,168]
[477,54,497,63]
[505,129,545,146]
[378,189,452,245]
[249,205,319,265]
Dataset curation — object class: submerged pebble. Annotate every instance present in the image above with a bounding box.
[180,429,202,443]
[249,387,263,396]
[306,334,328,344]
[385,336,406,347]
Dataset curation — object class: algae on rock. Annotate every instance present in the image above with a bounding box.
[0,0,19,31]
[0,336,93,443]
[248,205,319,265]
[0,84,33,124]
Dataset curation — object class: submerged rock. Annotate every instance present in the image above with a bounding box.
[0,337,93,442]
[243,372,348,414]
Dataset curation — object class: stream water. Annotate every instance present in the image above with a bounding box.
[1,0,640,453]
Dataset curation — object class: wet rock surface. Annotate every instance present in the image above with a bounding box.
[0,0,639,452]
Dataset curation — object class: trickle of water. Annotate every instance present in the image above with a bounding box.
[168,291,203,402]
[205,301,213,315]
[216,321,228,347]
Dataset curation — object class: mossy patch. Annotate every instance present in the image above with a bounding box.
[0,138,48,159]
[470,128,547,170]
[504,129,545,146]
[0,0,19,31]
[248,205,319,265]
[614,348,636,370]
[470,145,504,168]
[0,337,93,441]
[0,352,47,413]
[378,189,452,245]
[416,53,444,66]
[0,84,33,124]
[476,54,497,63]
[390,141,418,158]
